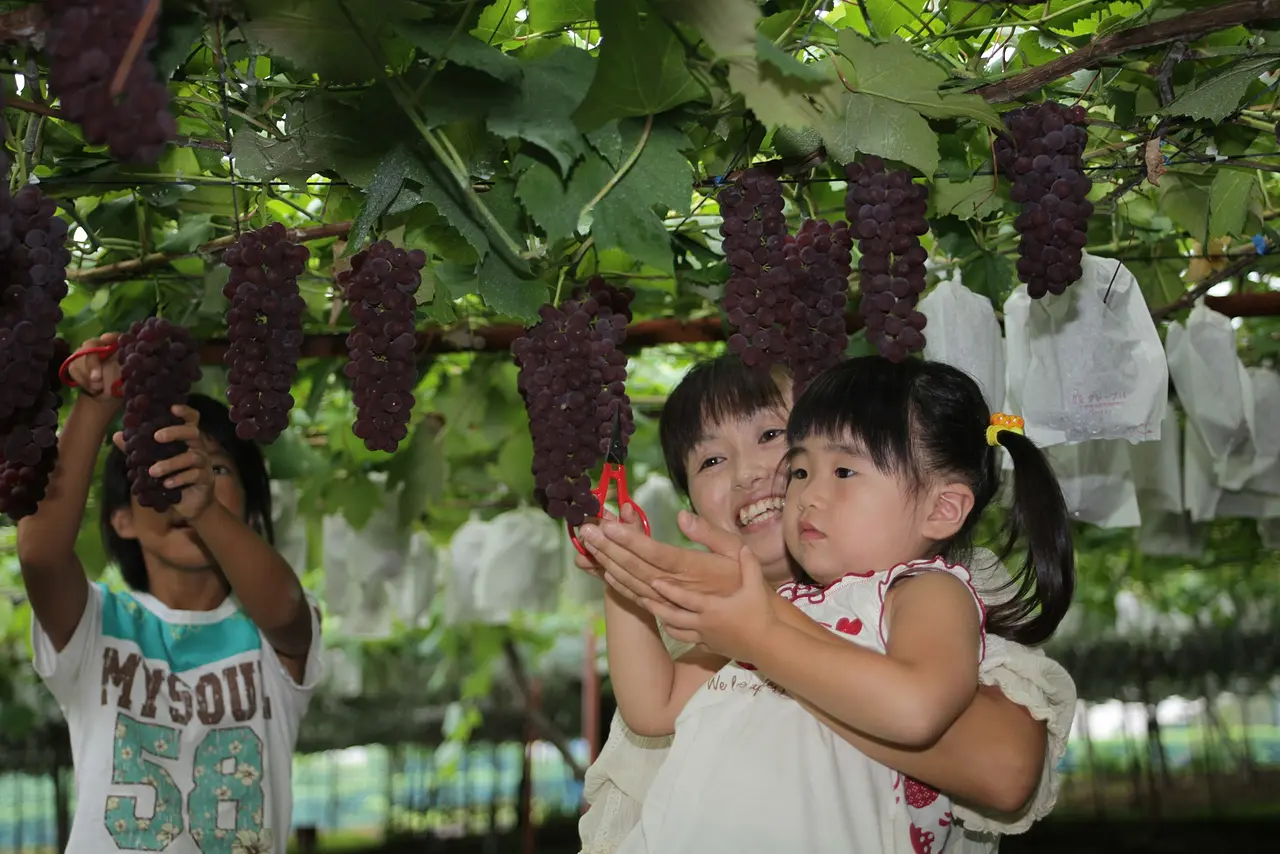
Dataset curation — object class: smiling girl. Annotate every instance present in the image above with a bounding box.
[16,332,320,854]
[577,355,1075,854]
[591,355,1075,853]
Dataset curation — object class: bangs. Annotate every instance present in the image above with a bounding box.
[786,358,918,480]
[660,357,790,494]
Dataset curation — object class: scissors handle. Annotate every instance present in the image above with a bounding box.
[568,465,651,557]
[60,342,124,398]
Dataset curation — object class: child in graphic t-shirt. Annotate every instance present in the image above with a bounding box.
[17,332,322,854]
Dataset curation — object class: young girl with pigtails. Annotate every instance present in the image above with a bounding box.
[596,355,1075,854]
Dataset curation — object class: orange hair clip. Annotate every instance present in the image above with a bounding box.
[986,413,1025,447]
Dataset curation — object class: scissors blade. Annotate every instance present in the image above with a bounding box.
[606,406,626,465]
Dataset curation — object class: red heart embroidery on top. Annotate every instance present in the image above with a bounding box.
[835,617,863,635]
[904,777,941,808]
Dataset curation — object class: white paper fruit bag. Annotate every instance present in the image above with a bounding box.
[1004,254,1166,446]
[920,277,1005,412]
[1182,420,1222,522]
[474,507,563,622]
[444,514,492,625]
[1217,367,1280,490]
[270,480,309,575]
[1166,301,1251,480]
[1128,404,1182,515]
[1044,440,1141,528]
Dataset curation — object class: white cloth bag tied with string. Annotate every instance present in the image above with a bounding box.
[1004,253,1166,447]
[1166,300,1252,484]
[920,277,1005,412]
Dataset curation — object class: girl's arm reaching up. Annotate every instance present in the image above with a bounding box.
[144,406,314,680]
[17,335,123,651]
[593,529,725,738]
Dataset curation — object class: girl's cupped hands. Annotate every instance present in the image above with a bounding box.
[578,509,743,606]
[643,543,780,663]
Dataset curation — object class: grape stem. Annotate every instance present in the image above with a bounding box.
[578,114,654,230]
[109,0,162,99]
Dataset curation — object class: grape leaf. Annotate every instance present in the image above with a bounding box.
[655,0,758,59]
[834,32,1002,129]
[588,121,625,166]
[574,0,704,128]
[932,178,1002,220]
[824,93,940,177]
[1162,59,1275,124]
[347,146,416,253]
[349,145,490,260]
[238,0,422,83]
[477,253,550,320]
[159,214,218,254]
[402,23,523,83]
[529,0,596,31]
[515,156,597,242]
[615,119,694,216]
[1208,168,1258,240]
[755,34,828,85]
[1157,172,1212,245]
[231,132,318,182]
[486,47,596,176]
[960,250,1017,303]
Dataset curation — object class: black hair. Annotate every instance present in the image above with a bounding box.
[659,355,791,496]
[787,356,1074,646]
[101,393,275,592]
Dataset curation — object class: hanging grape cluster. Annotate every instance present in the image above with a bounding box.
[716,168,855,390]
[223,223,310,444]
[339,240,426,453]
[783,219,853,393]
[45,0,176,164]
[513,279,636,526]
[118,318,203,512]
[0,339,69,520]
[718,168,792,368]
[845,156,930,363]
[994,102,1093,298]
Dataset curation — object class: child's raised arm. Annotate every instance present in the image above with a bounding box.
[17,337,121,651]
[146,407,315,679]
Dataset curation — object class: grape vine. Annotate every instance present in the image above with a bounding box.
[994,102,1092,298]
[45,0,176,164]
[223,222,310,444]
[117,318,203,512]
[513,278,636,526]
[338,240,426,453]
[845,157,930,363]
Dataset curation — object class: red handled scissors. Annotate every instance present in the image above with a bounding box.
[59,340,124,397]
[569,407,650,557]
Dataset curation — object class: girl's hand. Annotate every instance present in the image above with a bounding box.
[582,510,743,606]
[114,405,218,520]
[67,333,123,408]
[572,505,630,580]
[643,545,780,663]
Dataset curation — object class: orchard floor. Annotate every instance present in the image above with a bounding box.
[299,817,1280,853]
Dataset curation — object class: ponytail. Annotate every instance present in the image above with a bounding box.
[987,430,1075,646]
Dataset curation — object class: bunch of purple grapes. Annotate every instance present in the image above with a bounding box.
[782,219,853,394]
[512,278,636,526]
[0,338,70,520]
[338,240,426,453]
[45,0,176,164]
[994,102,1093,298]
[845,157,930,363]
[117,318,203,511]
[223,222,309,443]
[0,185,72,421]
[718,168,792,368]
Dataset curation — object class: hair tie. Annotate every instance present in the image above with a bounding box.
[986,413,1025,447]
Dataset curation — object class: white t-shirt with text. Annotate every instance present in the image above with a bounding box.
[32,583,323,854]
